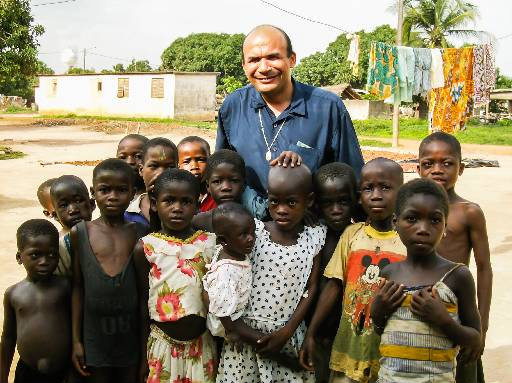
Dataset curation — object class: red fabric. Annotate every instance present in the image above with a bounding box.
[200,194,217,213]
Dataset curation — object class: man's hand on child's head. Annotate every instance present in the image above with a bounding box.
[270,151,302,168]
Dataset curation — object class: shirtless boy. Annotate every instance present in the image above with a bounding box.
[418,132,492,383]
[0,219,70,383]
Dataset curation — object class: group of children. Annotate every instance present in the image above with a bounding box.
[0,130,491,383]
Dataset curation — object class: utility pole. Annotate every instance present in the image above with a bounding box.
[83,48,86,70]
[392,0,404,148]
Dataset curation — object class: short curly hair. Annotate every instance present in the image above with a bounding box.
[205,149,245,181]
[16,219,59,251]
[419,131,462,161]
[395,178,449,218]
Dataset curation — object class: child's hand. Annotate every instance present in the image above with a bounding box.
[371,279,406,326]
[410,287,450,326]
[298,335,315,371]
[72,342,90,377]
[226,330,244,352]
[256,326,292,355]
[457,345,481,365]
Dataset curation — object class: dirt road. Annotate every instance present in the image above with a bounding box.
[1,121,511,382]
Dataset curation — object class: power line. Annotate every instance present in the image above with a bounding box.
[258,0,349,33]
[32,0,77,6]
[89,52,160,68]
[497,32,512,40]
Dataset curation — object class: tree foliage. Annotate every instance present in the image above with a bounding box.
[293,24,396,88]
[67,67,95,74]
[36,60,54,75]
[0,0,44,99]
[161,33,247,90]
[402,0,484,48]
[126,59,152,72]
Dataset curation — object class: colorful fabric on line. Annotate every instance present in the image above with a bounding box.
[324,223,407,383]
[430,48,445,89]
[429,47,474,133]
[146,324,217,383]
[367,42,399,101]
[473,44,496,106]
[413,48,432,96]
[348,34,360,76]
[396,46,415,103]
[377,265,463,383]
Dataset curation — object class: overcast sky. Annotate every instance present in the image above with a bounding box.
[34,0,512,76]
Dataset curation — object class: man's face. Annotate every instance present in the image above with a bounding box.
[242,27,296,97]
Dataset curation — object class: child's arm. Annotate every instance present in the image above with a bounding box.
[133,241,150,383]
[410,267,481,362]
[467,205,492,352]
[0,288,16,383]
[70,227,89,377]
[299,277,342,370]
[258,251,321,355]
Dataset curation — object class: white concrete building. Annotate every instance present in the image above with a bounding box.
[34,71,219,120]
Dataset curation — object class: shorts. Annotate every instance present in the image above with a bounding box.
[14,359,66,383]
[146,323,217,383]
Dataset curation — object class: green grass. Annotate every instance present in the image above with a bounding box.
[2,105,32,114]
[359,138,392,147]
[41,113,216,130]
[353,118,512,146]
[0,146,25,160]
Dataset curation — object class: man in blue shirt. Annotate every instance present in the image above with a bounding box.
[216,24,364,217]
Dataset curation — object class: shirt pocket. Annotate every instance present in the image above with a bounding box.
[289,143,322,171]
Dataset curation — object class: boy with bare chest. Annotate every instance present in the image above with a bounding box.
[418,132,492,383]
[0,219,70,383]
[70,159,147,383]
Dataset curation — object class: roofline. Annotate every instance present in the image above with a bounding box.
[37,71,220,77]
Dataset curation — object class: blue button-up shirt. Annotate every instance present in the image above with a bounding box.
[216,79,364,196]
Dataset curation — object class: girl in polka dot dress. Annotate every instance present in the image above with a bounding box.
[216,165,327,383]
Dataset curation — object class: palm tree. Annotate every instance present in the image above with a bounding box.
[402,0,487,48]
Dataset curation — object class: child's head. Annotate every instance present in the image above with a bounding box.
[50,175,95,231]
[205,149,245,205]
[151,168,200,233]
[359,157,404,223]
[395,178,449,255]
[117,134,149,191]
[314,162,357,232]
[16,219,59,280]
[267,164,314,231]
[92,159,135,218]
[178,136,211,181]
[140,137,178,192]
[37,178,58,220]
[418,132,463,192]
[212,202,256,258]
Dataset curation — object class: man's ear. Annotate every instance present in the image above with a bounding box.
[16,251,22,264]
[459,162,465,176]
[307,191,315,209]
[289,52,297,68]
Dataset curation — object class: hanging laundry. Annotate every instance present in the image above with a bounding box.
[347,33,360,76]
[395,46,415,103]
[473,44,496,106]
[367,42,399,101]
[430,48,445,89]
[413,48,432,96]
[429,47,474,133]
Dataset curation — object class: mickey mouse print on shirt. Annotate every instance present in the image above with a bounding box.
[344,248,404,335]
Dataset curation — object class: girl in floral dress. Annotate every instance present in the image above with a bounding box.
[216,165,327,383]
[133,169,217,383]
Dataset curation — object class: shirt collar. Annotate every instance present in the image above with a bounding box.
[249,78,306,117]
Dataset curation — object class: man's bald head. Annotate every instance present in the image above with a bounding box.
[243,24,294,61]
[268,164,312,195]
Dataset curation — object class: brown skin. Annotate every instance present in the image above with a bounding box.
[133,180,204,383]
[300,160,403,370]
[39,187,59,222]
[418,140,492,353]
[243,25,296,116]
[117,137,146,197]
[178,141,209,201]
[0,235,70,382]
[70,170,138,380]
[51,182,95,233]
[372,193,481,364]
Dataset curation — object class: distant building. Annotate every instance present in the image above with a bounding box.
[34,71,219,120]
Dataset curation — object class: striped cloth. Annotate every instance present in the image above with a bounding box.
[377,265,462,383]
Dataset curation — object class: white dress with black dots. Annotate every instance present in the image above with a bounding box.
[216,219,327,383]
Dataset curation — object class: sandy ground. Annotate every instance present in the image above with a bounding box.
[1,117,511,382]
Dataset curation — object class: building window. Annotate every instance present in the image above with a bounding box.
[97,81,102,92]
[50,79,57,96]
[151,78,164,98]
[117,78,129,98]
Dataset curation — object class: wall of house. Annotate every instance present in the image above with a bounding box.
[173,74,217,120]
[343,99,392,120]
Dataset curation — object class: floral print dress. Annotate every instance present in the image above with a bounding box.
[142,231,217,383]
